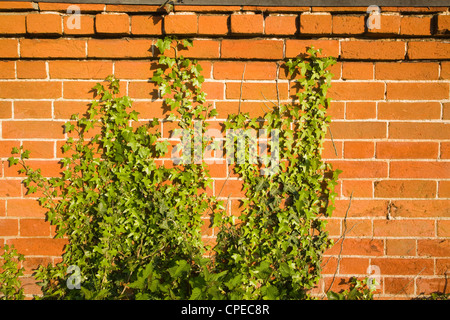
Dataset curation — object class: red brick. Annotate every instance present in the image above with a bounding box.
[441,62,450,80]
[177,5,241,12]
[436,14,450,34]
[346,102,376,119]
[328,160,388,179]
[341,40,406,60]
[416,278,449,295]
[400,16,432,36]
[198,15,228,35]
[14,101,52,119]
[39,3,105,12]
[390,200,450,218]
[21,141,54,159]
[439,181,450,198]
[418,240,450,257]
[0,39,19,58]
[339,258,370,275]
[342,62,373,80]
[344,141,374,159]
[374,180,436,198]
[63,80,126,99]
[16,61,47,79]
[265,15,297,35]
[215,179,245,198]
[379,102,441,120]
[0,219,18,236]
[5,160,62,178]
[389,122,450,140]
[164,13,198,34]
[332,15,365,35]
[367,14,401,35]
[374,219,435,237]
[322,140,343,159]
[328,82,385,101]
[376,142,439,159]
[345,219,373,237]
[438,220,450,237]
[384,277,415,295]
[22,257,52,275]
[299,13,332,34]
[0,180,22,197]
[95,13,129,34]
[105,4,158,12]
[390,161,450,179]
[213,61,277,80]
[408,41,450,60]
[328,122,386,139]
[0,14,26,34]
[342,180,373,198]
[26,13,62,34]
[7,199,47,218]
[0,140,18,157]
[63,15,95,35]
[20,39,86,58]
[327,101,345,119]
[444,103,450,120]
[131,15,163,35]
[441,142,450,159]
[375,62,439,80]
[53,101,90,120]
[0,101,12,119]
[226,82,288,101]
[114,61,153,79]
[49,60,113,79]
[202,82,224,100]
[436,259,450,276]
[243,6,309,12]
[2,121,64,139]
[386,239,416,256]
[222,39,283,60]
[0,1,35,10]
[326,239,384,257]
[215,101,265,119]
[162,40,220,59]
[6,238,67,256]
[0,81,61,99]
[286,39,339,58]
[230,13,264,34]
[128,81,158,100]
[20,219,51,237]
[0,61,15,79]
[387,83,449,100]
[88,39,151,58]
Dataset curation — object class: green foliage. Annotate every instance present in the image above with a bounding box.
[327,277,376,300]
[8,37,340,300]
[212,47,340,299]
[0,244,25,300]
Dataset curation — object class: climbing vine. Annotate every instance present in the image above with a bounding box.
[7,37,340,300]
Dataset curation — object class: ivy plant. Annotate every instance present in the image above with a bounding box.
[8,37,340,300]
[0,244,25,300]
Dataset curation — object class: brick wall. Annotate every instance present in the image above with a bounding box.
[0,1,449,299]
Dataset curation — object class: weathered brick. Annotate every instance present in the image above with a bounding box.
[265,14,297,35]
[230,13,264,34]
[131,15,162,35]
[95,13,129,34]
[374,180,436,198]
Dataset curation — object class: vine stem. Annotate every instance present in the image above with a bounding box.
[325,191,353,296]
